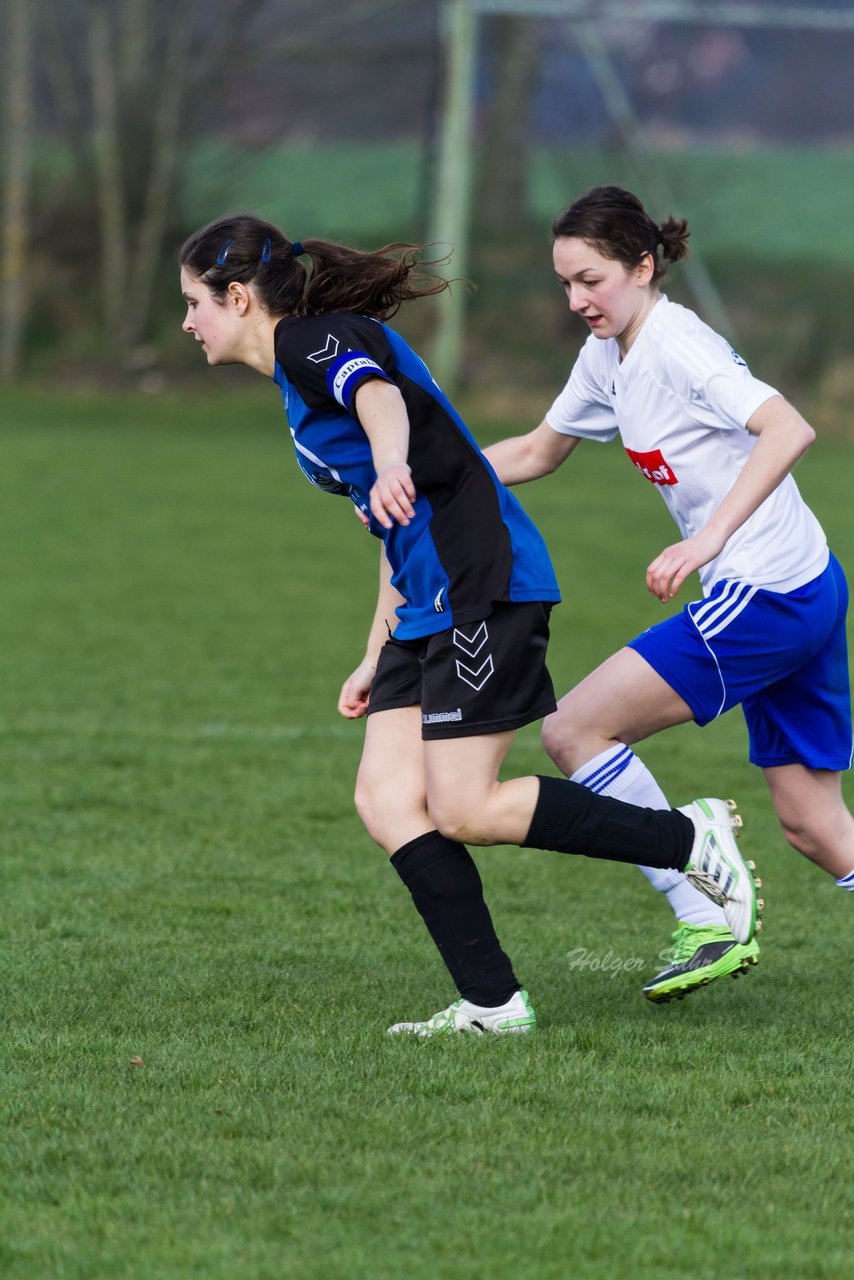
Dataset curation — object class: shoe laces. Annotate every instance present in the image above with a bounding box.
[667,922,729,963]
[668,924,701,963]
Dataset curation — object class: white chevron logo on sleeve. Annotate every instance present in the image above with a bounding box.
[307,334,340,364]
[452,622,489,658]
[455,655,494,691]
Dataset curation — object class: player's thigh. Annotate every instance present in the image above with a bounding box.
[355,706,429,838]
[423,729,533,837]
[423,729,514,813]
[546,646,694,751]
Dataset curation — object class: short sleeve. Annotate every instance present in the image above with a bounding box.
[276,314,395,413]
[665,332,779,433]
[700,364,779,432]
[545,340,620,442]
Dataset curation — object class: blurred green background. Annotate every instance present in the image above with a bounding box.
[3,0,854,426]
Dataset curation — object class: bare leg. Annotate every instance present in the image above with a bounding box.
[764,764,854,879]
[424,730,538,846]
[354,705,432,853]
[541,647,694,775]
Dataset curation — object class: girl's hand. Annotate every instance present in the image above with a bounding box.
[646,529,725,602]
[337,657,377,719]
[369,463,416,530]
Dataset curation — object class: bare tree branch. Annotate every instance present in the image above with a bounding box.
[88,2,129,346]
[127,0,196,350]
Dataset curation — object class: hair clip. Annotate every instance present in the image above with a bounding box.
[216,238,234,265]
[261,238,272,263]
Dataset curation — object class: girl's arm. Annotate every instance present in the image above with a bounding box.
[338,545,404,719]
[647,395,816,602]
[353,379,417,529]
[483,419,582,485]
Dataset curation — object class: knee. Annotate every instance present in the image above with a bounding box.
[540,712,564,764]
[354,768,392,845]
[776,809,802,849]
[541,705,586,773]
[429,802,468,846]
[428,794,480,846]
[353,775,379,842]
[355,765,430,852]
[776,807,827,863]
[773,793,834,865]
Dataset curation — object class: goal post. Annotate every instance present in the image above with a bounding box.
[429,0,478,389]
[429,0,854,391]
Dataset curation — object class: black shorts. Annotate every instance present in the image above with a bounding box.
[367,601,557,740]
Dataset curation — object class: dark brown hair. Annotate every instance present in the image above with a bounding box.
[179,214,450,320]
[552,186,690,283]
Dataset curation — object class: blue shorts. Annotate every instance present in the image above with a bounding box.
[628,553,853,771]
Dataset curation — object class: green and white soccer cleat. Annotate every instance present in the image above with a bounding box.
[643,922,761,1003]
[387,989,536,1037]
[677,798,763,945]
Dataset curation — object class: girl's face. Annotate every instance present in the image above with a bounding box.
[552,237,656,353]
[180,267,244,365]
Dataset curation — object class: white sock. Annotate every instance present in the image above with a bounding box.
[835,868,854,891]
[570,744,728,928]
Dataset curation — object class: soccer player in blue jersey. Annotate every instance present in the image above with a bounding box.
[487,186,854,1004]
[179,213,761,1034]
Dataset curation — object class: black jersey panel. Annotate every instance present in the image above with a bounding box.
[399,375,515,619]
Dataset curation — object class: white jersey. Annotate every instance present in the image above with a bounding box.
[546,296,828,596]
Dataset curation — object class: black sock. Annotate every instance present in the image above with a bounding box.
[390,831,520,1007]
[523,775,693,869]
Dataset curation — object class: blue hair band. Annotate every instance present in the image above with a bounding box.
[216,238,234,266]
[291,241,305,257]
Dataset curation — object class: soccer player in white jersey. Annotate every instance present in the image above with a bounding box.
[486,185,854,1003]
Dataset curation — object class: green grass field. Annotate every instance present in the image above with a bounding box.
[2,387,852,1279]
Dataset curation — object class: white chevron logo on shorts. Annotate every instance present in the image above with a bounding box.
[452,622,488,658]
[455,655,494,691]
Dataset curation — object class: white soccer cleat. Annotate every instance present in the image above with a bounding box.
[387,989,536,1037]
[677,798,763,945]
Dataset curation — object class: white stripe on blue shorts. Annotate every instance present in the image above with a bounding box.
[689,580,759,640]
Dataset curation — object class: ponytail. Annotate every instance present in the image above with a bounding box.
[656,214,690,272]
[180,215,451,320]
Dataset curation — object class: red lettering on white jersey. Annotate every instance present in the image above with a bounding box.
[625,446,678,486]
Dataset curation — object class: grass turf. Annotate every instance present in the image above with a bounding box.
[1,387,852,1279]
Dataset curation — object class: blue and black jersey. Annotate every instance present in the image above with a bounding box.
[273,311,560,640]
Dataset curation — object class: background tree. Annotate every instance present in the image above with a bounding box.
[38,0,268,370]
[0,0,34,383]
[476,14,540,230]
